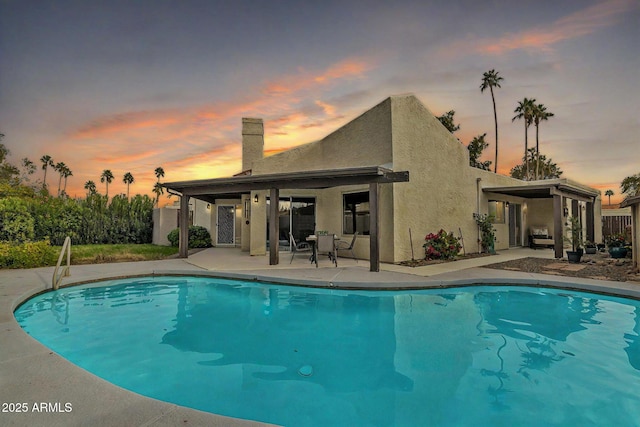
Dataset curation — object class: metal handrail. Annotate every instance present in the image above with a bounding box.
[52,237,71,290]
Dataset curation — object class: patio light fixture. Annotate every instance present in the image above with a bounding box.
[254,194,259,203]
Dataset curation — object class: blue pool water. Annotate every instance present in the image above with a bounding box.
[15,277,640,426]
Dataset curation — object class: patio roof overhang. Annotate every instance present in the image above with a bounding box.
[163,166,410,204]
[483,180,599,203]
[483,179,600,259]
[162,166,410,272]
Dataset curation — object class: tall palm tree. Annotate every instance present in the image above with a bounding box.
[532,103,554,180]
[100,169,114,197]
[512,98,536,180]
[480,69,503,174]
[62,166,72,193]
[84,180,97,195]
[123,172,134,199]
[154,166,165,183]
[605,189,614,206]
[153,182,164,207]
[40,155,54,190]
[54,161,66,196]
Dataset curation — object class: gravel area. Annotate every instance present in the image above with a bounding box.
[485,252,640,283]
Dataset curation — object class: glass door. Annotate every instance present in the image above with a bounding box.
[509,203,522,247]
[266,197,315,251]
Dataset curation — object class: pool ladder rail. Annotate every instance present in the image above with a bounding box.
[52,236,71,290]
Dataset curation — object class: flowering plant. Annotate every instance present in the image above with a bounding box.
[423,229,461,260]
[606,233,626,248]
[474,213,496,253]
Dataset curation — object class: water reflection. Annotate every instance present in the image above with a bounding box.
[161,283,413,393]
[625,307,640,370]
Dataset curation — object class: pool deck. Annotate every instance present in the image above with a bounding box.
[1,247,639,426]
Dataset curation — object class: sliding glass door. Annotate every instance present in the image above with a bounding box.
[266,197,315,250]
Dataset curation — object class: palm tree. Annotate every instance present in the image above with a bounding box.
[605,189,614,206]
[84,180,97,195]
[100,169,114,197]
[512,98,536,180]
[154,166,165,183]
[123,172,134,199]
[480,69,503,174]
[40,155,54,190]
[54,161,66,196]
[532,103,554,180]
[62,165,72,193]
[153,182,164,207]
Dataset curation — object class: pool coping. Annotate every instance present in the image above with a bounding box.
[1,258,639,426]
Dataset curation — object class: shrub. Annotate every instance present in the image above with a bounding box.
[423,229,461,260]
[0,240,58,269]
[167,226,212,248]
[0,197,35,243]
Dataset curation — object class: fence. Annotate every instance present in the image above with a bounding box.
[602,215,632,239]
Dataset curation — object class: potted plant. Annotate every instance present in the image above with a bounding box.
[607,233,628,259]
[584,241,597,255]
[474,213,496,254]
[565,216,584,263]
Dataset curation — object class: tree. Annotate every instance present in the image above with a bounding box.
[20,158,36,183]
[154,166,165,182]
[0,137,20,184]
[62,166,72,194]
[40,155,54,190]
[531,103,554,180]
[510,148,562,180]
[153,182,164,207]
[512,98,536,180]
[467,133,492,171]
[84,180,97,195]
[621,173,640,198]
[436,110,460,134]
[604,189,614,206]
[480,69,503,174]
[54,162,67,196]
[100,169,114,197]
[123,172,134,199]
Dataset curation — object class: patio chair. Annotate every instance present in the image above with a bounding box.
[336,232,358,262]
[289,232,312,264]
[316,234,337,267]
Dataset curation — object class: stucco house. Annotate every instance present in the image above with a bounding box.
[158,94,602,271]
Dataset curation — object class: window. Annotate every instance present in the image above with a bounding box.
[488,200,505,224]
[343,192,370,235]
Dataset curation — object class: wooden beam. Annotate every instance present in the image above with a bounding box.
[269,188,279,265]
[369,183,380,272]
[586,201,594,243]
[553,194,563,259]
[179,195,190,258]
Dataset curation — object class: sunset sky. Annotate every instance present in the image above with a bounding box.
[1,0,638,205]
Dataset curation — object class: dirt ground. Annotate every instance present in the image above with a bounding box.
[485,251,639,283]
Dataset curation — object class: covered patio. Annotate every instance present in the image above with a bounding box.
[162,166,409,272]
[484,180,600,258]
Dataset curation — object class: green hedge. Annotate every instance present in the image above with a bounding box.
[0,240,58,269]
[167,226,212,248]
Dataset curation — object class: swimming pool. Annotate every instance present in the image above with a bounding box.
[14,276,640,426]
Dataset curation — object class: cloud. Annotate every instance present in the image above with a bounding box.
[445,0,637,56]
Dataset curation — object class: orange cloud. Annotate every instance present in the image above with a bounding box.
[263,57,373,96]
[449,0,637,56]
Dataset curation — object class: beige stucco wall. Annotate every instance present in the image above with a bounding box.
[152,207,178,246]
[388,95,535,261]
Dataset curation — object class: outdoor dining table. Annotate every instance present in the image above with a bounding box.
[305,234,339,267]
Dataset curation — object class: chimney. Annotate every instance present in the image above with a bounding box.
[242,118,264,172]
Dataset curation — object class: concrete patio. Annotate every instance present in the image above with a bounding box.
[1,247,638,426]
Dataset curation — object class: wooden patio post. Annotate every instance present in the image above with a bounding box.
[269,188,279,265]
[369,183,380,272]
[179,194,190,258]
[553,194,563,259]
